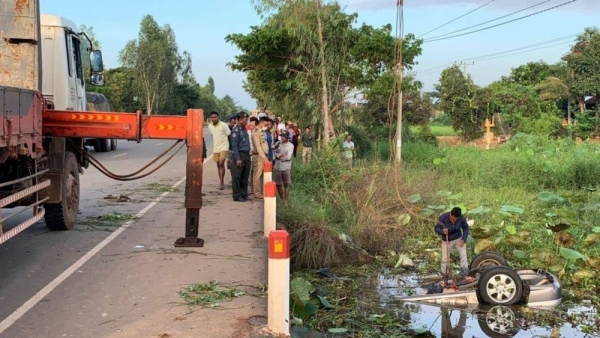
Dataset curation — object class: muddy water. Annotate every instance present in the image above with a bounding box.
[368,274,599,337]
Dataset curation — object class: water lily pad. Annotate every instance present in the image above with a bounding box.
[421,208,435,217]
[328,328,348,334]
[467,206,491,215]
[407,194,421,203]
[537,191,565,203]
[530,249,556,265]
[436,190,452,198]
[513,249,528,259]
[572,269,595,284]
[397,214,411,226]
[583,234,600,247]
[554,232,575,247]
[559,247,584,261]
[500,205,525,215]
[474,239,494,254]
[545,212,557,218]
[395,254,415,269]
[470,226,494,239]
[593,227,600,234]
[585,257,600,269]
[506,235,528,247]
[506,225,517,235]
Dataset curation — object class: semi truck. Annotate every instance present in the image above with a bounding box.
[0,0,205,247]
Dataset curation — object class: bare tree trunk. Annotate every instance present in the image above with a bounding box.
[316,0,331,146]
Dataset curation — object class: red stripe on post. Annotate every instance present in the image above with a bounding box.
[268,230,290,259]
[265,181,277,197]
[264,161,272,172]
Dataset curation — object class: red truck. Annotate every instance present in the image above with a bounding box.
[0,0,205,247]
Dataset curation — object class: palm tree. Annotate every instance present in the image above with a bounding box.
[535,76,581,125]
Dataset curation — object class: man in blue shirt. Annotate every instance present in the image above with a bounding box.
[230,112,251,202]
[435,207,471,279]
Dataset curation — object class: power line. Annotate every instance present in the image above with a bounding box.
[424,0,578,43]
[424,0,553,41]
[417,34,578,76]
[418,0,497,38]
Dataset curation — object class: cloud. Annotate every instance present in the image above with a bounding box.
[344,0,597,13]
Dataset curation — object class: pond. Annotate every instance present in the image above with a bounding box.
[370,273,599,337]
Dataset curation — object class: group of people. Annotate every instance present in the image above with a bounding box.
[207,111,314,204]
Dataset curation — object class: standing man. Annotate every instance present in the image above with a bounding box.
[208,111,231,190]
[291,123,300,157]
[342,134,355,169]
[434,207,472,282]
[301,126,313,164]
[276,116,285,132]
[230,112,252,202]
[251,116,270,199]
[274,130,294,204]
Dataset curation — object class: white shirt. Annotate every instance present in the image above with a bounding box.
[208,121,231,153]
[277,122,286,131]
[274,142,294,171]
[343,140,355,159]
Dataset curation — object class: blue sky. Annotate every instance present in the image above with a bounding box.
[41,0,598,110]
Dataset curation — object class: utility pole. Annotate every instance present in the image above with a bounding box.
[394,0,404,164]
[459,61,474,77]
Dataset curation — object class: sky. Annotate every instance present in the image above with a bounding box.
[40,0,598,111]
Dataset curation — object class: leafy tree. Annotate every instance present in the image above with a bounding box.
[501,61,561,87]
[563,27,600,131]
[438,65,490,140]
[227,0,421,143]
[119,15,181,115]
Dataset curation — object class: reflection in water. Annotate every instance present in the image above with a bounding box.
[370,273,599,338]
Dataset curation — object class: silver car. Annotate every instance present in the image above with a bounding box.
[395,252,562,308]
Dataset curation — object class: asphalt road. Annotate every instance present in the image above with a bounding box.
[0,129,243,337]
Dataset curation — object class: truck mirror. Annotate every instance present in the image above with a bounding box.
[90,50,104,73]
[91,73,105,86]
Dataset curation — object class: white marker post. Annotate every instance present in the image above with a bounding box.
[268,230,290,335]
[264,181,276,238]
[264,160,273,183]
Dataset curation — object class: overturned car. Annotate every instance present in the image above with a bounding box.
[395,252,562,308]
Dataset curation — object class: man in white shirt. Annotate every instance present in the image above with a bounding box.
[274,130,294,204]
[208,111,231,190]
[342,134,355,169]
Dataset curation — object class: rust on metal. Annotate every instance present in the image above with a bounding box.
[175,109,204,248]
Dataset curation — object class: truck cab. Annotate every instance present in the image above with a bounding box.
[40,14,114,152]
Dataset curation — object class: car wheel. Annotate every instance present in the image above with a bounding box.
[478,266,523,305]
[470,252,508,270]
[478,305,518,338]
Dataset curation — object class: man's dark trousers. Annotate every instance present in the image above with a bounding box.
[232,152,251,200]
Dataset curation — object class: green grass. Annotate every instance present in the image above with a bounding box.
[410,124,457,137]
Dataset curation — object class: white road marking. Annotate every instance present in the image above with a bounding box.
[155,143,164,146]
[111,153,127,158]
[0,155,213,335]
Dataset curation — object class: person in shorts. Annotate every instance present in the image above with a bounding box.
[208,111,231,190]
[274,130,294,204]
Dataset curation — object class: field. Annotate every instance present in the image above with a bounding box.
[279,133,600,293]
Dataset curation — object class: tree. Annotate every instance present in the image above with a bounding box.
[119,15,181,115]
[563,27,600,131]
[438,64,490,140]
[227,0,421,142]
[501,61,560,87]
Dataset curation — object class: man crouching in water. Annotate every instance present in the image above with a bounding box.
[435,207,473,282]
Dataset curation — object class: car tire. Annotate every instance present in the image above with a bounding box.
[477,266,523,306]
[110,139,117,151]
[478,305,518,338]
[470,252,508,270]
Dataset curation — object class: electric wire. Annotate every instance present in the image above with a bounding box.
[424,0,578,43]
[418,0,497,38]
[417,33,578,76]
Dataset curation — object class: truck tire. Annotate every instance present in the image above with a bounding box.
[93,139,110,152]
[110,139,117,151]
[44,152,80,230]
[477,267,523,306]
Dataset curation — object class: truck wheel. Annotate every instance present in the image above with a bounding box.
[477,267,523,306]
[470,252,508,270]
[44,152,80,230]
[97,138,110,152]
[110,139,117,151]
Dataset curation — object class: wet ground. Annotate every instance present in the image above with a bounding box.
[371,273,599,338]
